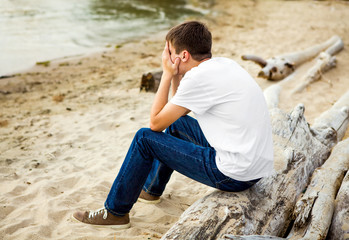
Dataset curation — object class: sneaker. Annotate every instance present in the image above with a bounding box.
[72,208,130,229]
[138,190,161,204]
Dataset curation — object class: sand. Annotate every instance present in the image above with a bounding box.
[1,0,349,239]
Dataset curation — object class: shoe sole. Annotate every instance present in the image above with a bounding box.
[71,214,131,230]
[137,198,161,204]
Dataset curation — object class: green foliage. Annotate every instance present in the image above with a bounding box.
[36,61,50,67]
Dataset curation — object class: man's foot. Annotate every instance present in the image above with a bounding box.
[138,190,161,204]
[72,208,130,229]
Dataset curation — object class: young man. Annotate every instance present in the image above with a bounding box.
[73,21,274,229]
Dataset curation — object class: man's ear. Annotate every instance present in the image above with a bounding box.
[181,50,190,62]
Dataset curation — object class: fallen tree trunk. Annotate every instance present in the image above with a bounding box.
[288,138,349,240]
[161,90,349,240]
[241,36,341,81]
[222,140,349,240]
[292,38,344,93]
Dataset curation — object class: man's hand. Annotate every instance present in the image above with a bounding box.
[149,41,188,132]
[162,41,180,78]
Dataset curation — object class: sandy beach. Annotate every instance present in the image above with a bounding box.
[1,0,349,239]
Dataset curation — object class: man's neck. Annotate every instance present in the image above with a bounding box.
[183,57,211,74]
[200,57,211,63]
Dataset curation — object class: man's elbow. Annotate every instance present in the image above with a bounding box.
[149,121,163,132]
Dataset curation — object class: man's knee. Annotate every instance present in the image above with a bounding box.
[135,128,152,139]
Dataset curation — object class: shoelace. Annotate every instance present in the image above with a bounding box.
[88,208,108,220]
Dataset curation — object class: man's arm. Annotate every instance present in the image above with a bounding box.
[171,75,182,97]
[150,42,189,132]
[171,74,191,117]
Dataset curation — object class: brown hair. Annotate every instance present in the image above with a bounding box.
[166,21,212,61]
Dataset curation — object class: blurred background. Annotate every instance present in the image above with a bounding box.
[0,0,213,76]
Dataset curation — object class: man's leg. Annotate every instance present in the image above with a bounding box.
[73,128,172,227]
[73,116,257,227]
[142,115,211,198]
[104,119,217,217]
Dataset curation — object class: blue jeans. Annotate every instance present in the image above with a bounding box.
[105,116,259,216]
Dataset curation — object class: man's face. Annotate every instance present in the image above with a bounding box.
[168,42,181,63]
[168,42,184,74]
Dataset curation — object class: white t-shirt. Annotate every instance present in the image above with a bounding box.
[170,57,274,181]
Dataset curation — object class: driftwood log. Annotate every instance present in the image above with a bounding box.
[288,138,349,240]
[327,170,349,240]
[223,137,349,240]
[242,138,349,240]
[292,37,344,93]
[241,36,341,81]
[140,70,162,92]
[161,89,349,240]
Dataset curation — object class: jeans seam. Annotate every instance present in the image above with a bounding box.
[115,138,142,190]
[143,163,162,197]
[145,135,205,163]
[149,163,161,189]
[105,135,150,214]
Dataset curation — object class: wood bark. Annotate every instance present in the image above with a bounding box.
[242,36,341,81]
[327,170,349,240]
[310,90,349,147]
[221,235,284,240]
[161,90,349,240]
[288,138,349,240]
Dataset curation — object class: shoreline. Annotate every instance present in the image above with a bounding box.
[0,30,166,79]
[1,1,349,239]
[0,0,213,78]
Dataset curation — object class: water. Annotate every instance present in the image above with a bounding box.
[0,0,212,76]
